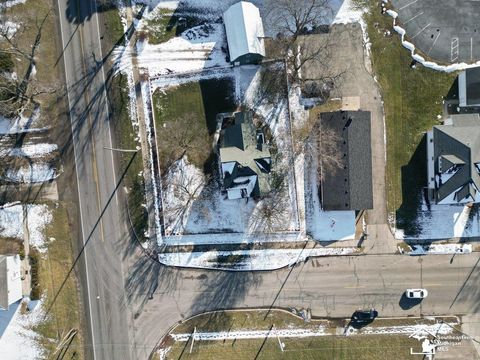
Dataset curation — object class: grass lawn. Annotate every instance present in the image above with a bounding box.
[2,0,61,125]
[165,334,420,360]
[164,310,442,360]
[152,78,235,172]
[101,5,125,47]
[109,73,148,242]
[142,8,178,45]
[360,0,456,232]
[34,203,84,359]
[173,310,328,334]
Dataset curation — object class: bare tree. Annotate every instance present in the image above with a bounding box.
[249,194,289,234]
[265,0,333,41]
[163,157,209,234]
[0,9,60,118]
[264,1,344,98]
[157,112,212,172]
[248,167,290,234]
[310,121,343,181]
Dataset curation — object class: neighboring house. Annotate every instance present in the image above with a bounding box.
[219,111,271,199]
[223,1,265,66]
[427,114,480,204]
[458,66,480,107]
[0,255,22,310]
[319,111,373,211]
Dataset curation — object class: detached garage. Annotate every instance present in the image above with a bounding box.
[223,1,265,66]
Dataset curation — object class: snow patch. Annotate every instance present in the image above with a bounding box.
[0,21,20,38]
[172,327,327,341]
[114,23,229,78]
[408,244,472,256]
[0,298,45,360]
[4,163,57,184]
[0,0,27,8]
[0,109,46,135]
[395,202,480,240]
[0,203,53,252]
[1,143,57,158]
[159,247,359,271]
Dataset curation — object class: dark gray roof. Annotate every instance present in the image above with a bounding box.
[433,114,480,202]
[319,111,373,211]
[466,67,480,106]
[0,256,8,310]
[219,111,271,197]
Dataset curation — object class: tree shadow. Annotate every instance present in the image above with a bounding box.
[190,271,262,317]
[449,256,480,313]
[395,134,427,237]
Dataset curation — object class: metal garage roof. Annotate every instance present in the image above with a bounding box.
[223,1,265,63]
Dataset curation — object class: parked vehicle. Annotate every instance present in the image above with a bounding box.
[406,289,428,299]
[352,308,378,322]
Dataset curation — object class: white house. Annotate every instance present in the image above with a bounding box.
[223,1,266,66]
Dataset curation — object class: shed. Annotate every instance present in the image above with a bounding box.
[0,255,22,310]
[319,111,373,211]
[223,1,265,65]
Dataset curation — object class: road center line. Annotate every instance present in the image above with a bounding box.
[78,22,106,243]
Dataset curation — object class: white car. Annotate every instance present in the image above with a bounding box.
[406,289,428,299]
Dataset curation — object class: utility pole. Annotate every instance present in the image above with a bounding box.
[273,325,285,352]
[189,326,197,354]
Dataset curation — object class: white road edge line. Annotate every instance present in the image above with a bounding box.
[56,0,97,359]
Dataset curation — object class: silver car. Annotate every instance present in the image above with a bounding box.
[406,289,428,299]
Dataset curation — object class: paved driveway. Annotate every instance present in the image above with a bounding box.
[390,0,480,64]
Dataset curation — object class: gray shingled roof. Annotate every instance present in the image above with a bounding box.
[433,114,480,203]
[219,111,271,197]
[319,111,373,211]
[0,256,9,310]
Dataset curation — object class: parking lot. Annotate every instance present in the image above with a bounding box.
[390,0,480,64]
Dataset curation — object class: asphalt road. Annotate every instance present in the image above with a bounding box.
[131,252,480,357]
[57,0,133,359]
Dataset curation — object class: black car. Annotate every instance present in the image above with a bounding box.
[352,309,378,322]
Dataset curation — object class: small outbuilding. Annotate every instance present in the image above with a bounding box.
[0,255,22,310]
[458,66,480,107]
[223,1,266,66]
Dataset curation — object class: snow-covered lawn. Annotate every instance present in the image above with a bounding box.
[407,244,472,256]
[159,247,359,271]
[164,232,305,246]
[0,299,44,360]
[395,202,480,240]
[0,143,57,158]
[0,203,53,252]
[4,163,58,184]
[136,23,228,77]
[172,327,327,341]
[304,150,356,241]
[0,109,47,135]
